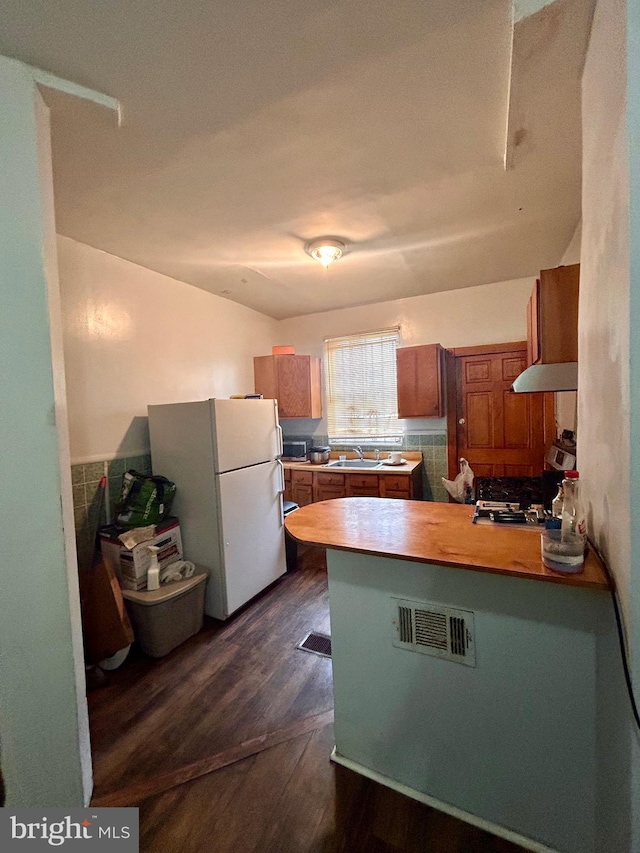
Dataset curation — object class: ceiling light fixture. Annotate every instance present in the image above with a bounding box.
[305,238,347,268]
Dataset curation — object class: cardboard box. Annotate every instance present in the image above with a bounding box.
[99,517,183,590]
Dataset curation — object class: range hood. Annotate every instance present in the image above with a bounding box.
[511,362,578,393]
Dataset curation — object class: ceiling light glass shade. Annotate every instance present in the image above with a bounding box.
[306,238,346,268]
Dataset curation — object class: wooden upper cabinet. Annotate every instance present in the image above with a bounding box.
[254,354,322,419]
[396,343,444,418]
[526,264,580,366]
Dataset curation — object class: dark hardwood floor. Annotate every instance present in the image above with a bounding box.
[89,545,527,853]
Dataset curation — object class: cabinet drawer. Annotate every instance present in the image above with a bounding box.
[346,474,379,489]
[292,470,313,485]
[284,469,292,483]
[315,472,345,486]
[315,485,346,501]
[383,490,411,500]
[380,474,409,490]
[347,486,379,497]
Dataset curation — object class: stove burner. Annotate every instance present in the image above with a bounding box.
[474,477,543,509]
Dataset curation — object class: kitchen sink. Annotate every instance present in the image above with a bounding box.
[326,459,384,469]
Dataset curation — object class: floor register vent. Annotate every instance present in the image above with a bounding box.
[392,598,476,667]
[297,631,332,658]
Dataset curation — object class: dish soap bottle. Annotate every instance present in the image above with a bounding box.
[146,545,161,591]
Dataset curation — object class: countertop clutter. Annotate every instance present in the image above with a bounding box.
[282,452,422,473]
[285,498,610,590]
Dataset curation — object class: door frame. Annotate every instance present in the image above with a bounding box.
[445,341,555,479]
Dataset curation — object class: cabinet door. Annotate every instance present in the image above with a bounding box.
[254,355,322,419]
[291,470,314,506]
[254,356,277,400]
[315,484,346,501]
[397,344,443,418]
[275,356,312,418]
[526,281,540,366]
[346,474,379,497]
[537,264,579,363]
[292,482,313,506]
[314,471,346,501]
[379,474,411,499]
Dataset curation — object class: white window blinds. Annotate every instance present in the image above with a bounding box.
[324,327,402,444]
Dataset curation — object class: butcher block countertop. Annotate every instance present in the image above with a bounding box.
[285,498,610,591]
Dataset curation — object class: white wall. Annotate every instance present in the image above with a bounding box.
[0,57,91,806]
[329,549,609,853]
[554,220,582,434]
[580,0,630,645]
[579,0,640,849]
[276,276,534,436]
[58,237,279,462]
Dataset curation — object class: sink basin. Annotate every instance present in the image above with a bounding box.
[326,459,383,469]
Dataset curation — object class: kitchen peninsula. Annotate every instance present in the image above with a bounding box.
[286,499,615,853]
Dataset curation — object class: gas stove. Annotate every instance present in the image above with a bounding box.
[474,476,544,509]
[472,499,547,527]
[472,474,566,526]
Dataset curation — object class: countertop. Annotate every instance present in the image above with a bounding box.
[285,497,610,590]
[282,452,422,474]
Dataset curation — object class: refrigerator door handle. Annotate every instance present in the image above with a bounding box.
[276,423,284,458]
[276,459,286,494]
[279,491,284,527]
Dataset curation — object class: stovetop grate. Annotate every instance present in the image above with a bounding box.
[474,477,543,508]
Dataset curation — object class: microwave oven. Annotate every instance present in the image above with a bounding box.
[282,440,308,460]
[546,443,576,471]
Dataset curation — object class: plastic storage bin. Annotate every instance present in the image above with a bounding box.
[121,572,207,657]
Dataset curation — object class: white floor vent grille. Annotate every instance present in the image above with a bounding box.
[392,598,476,667]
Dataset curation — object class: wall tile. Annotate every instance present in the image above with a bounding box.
[71,465,84,486]
[84,461,105,482]
[108,458,126,478]
[420,445,434,463]
[125,455,152,475]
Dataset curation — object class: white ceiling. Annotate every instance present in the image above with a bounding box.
[0,0,593,319]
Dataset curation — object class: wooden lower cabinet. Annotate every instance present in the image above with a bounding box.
[345,474,379,497]
[315,472,347,502]
[291,470,314,507]
[284,466,420,505]
[379,474,412,499]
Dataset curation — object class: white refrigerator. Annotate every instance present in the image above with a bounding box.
[148,398,286,619]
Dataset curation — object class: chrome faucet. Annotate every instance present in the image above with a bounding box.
[375,449,381,461]
[353,445,364,460]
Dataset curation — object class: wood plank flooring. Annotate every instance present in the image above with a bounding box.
[89,545,527,853]
[88,545,333,797]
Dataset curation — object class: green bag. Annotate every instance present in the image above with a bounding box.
[115,470,177,530]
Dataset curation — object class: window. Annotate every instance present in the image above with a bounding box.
[324,327,402,445]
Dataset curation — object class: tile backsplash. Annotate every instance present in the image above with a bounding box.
[71,454,152,569]
[282,432,449,502]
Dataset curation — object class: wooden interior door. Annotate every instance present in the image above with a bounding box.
[446,343,555,479]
